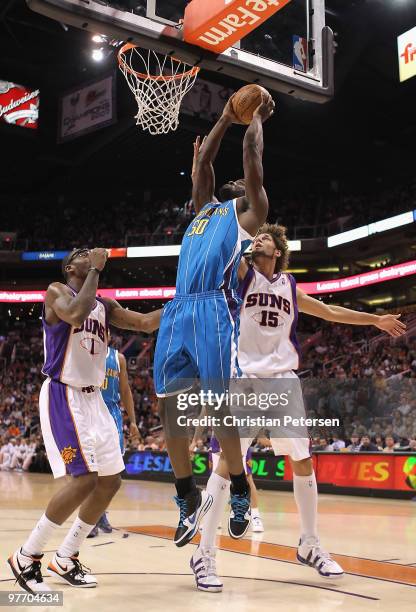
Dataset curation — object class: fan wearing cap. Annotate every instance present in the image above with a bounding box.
[7,247,161,593]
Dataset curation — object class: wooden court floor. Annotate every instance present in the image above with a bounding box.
[1,472,415,611]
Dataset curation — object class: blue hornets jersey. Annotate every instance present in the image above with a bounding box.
[176,199,253,295]
[101,347,120,405]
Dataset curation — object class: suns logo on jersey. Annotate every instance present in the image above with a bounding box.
[61,446,77,464]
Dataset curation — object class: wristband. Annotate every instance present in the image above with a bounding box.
[88,267,100,274]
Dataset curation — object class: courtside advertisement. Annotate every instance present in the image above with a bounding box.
[124,451,416,494]
[0,81,40,129]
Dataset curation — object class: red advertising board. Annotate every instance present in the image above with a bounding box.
[284,453,416,492]
[0,81,40,129]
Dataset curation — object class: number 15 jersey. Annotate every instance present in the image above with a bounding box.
[238,267,301,375]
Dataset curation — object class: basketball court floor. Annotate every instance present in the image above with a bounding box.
[1,472,415,611]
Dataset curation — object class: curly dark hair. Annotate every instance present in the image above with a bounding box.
[256,223,290,273]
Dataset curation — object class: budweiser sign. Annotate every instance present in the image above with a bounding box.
[0,81,40,129]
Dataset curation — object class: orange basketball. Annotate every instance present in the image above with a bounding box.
[231,84,271,125]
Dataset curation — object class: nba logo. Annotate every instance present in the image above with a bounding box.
[293,35,308,73]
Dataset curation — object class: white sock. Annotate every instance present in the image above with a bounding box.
[200,473,230,549]
[293,471,318,541]
[252,507,260,519]
[22,513,60,557]
[57,517,95,558]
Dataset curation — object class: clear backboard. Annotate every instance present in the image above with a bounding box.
[27,0,334,103]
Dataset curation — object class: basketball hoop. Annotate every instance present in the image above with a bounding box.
[118,43,200,135]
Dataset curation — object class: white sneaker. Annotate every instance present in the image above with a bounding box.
[190,546,223,592]
[251,516,264,532]
[297,537,344,579]
[47,552,97,587]
[7,548,51,593]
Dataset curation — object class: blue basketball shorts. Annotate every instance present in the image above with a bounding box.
[154,290,242,397]
[105,401,124,454]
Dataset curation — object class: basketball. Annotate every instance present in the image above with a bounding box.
[231,84,271,124]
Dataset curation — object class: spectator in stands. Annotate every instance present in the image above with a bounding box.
[346,434,361,452]
[330,433,346,451]
[374,435,384,451]
[359,435,379,452]
[383,435,398,453]
[314,437,333,451]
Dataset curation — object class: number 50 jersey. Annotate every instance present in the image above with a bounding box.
[238,267,301,376]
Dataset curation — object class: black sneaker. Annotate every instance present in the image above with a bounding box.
[228,486,251,539]
[7,548,51,593]
[173,489,213,547]
[47,552,97,587]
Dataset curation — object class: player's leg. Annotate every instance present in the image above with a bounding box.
[190,438,252,592]
[286,445,344,579]
[154,299,214,547]
[194,293,251,538]
[158,395,213,546]
[7,381,101,593]
[190,452,230,592]
[47,389,124,587]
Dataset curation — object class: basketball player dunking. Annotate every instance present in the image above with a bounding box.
[154,92,275,546]
[7,248,161,593]
[188,220,406,590]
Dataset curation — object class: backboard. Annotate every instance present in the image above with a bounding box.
[27,0,334,103]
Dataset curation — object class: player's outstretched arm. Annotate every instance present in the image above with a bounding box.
[104,299,162,333]
[297,288,406,337]
[119,353,141,444]
[192,96,240,213]
[237,95,275,236]
[46,248,108,327]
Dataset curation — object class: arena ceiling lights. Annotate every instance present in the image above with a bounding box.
[327,210,415,248]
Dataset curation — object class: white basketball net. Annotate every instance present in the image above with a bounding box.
[118,44,200,135]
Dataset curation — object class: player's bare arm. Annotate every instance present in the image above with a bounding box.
[45,248,108,327]
[192,96,241,213]
[104,299,162,333]
[119,353,140,444]
[297,288,406,337]
[237,95,275,236]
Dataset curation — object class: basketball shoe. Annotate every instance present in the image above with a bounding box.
[251,515,264,533]
[190,546,223,593]
[228,486,251,538]
[173,488,213,547]
[297,537,344,579]
[86,525,99,538]
[7,549,51,593]
[97,512,112,533]
[47,552,97,587]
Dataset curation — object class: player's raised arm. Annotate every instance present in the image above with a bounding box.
[237,95,275,236]
[297,288,406,337]
[103,299,162,333]
[192,97,241,213]
[46,248,108,327]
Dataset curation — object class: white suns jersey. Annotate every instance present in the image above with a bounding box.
[238,268,300,376]
[42,290,108,388]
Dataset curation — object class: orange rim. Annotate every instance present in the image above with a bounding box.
[118,43,200,82]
